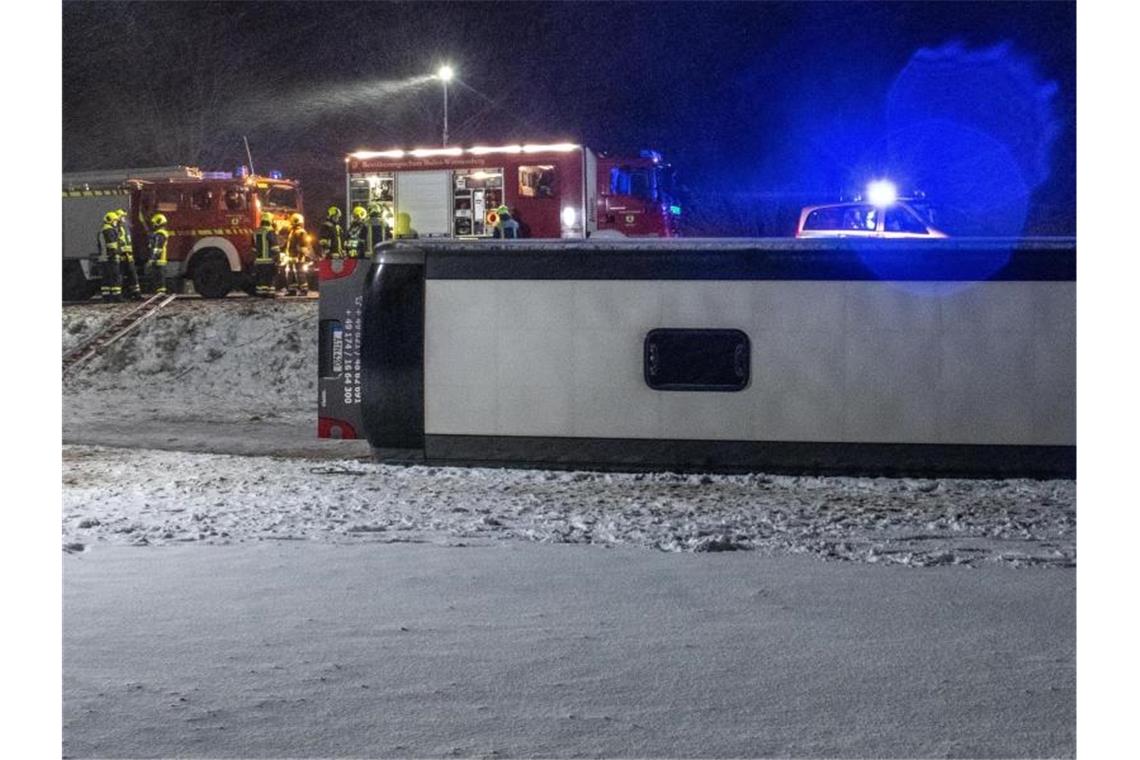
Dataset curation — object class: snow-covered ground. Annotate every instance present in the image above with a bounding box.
[63,445,1074,568]
[65,542,1075,759]
[64,300,316,430]
[62,299,1076,757]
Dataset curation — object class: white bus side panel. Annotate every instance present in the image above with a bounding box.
[424,279,1074,447]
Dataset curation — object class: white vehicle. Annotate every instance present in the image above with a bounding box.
[796,182,947,239]
[796,200,947,239]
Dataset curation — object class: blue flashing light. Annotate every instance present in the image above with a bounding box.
[269,170,283,180]
[866,179,898,207]
[234,165,249,178]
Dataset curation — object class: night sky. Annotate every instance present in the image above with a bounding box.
[62,1,1075,235]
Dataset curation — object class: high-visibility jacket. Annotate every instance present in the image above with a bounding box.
[117,221,133,258]
[149,228,170,265]
[346,220,363,258]
[251,227,281,264]
[97,223,120,262]
[364,219,387,257]
[318,218,344,258]
[286,226,307,264]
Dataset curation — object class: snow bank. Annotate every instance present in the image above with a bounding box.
[63,300,315,425]
[63,445,1075,567]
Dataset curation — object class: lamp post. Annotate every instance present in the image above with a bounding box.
[437,65,454,146]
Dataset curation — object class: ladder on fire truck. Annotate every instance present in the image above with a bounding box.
[62,293,178,375]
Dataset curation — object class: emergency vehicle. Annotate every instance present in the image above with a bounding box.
[63,166,304,300]
[796,182,947,239]
[344,143,679,241]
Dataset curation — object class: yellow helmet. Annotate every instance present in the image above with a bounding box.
[114,208,127,219]
[352,205,367,221]
[103,211,118,224]
[150,213,167,227]
[290,213,304,227]
[327,206,342,220]
[260,212,275,227]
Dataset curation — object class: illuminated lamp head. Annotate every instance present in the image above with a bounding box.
[437,65,454,82]
[866,180,898,207]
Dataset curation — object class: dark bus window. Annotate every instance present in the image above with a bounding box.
[223,186,248,211]
[644,329,750,392]
[190,187,216,211]
[885,207,929,234]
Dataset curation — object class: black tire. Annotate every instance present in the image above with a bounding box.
[63,260,99,301]
[190,250,233,299]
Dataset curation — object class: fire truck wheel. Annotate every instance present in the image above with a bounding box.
[63,261,99,301]
[190,250,233,299]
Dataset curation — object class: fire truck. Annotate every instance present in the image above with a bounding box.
[62,166,304,300]
[344,143,680,240]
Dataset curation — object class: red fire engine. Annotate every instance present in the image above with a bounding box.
[63,166,304,300]
[344,143,679,240]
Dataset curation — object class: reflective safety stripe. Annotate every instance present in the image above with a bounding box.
[166,228,256,237]
[62,189,129,197]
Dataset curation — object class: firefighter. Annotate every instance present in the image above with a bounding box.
[250,212,280,298]
[345,205,367,259]
[318,205,345,260]
[493,204,520,239]
[97,211,123,301]
[147,213,175,295]
[363,202,390,257]
[115,209,143,299]
[284,213,309,296]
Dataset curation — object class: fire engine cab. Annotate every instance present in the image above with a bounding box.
[62,166,304,300]
[344,143,679,241]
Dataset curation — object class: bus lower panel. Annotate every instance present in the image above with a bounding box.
[406,435,1075,479]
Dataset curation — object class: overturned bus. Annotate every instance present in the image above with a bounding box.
[317,238,1075,478]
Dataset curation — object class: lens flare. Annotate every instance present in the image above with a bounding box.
[866,180,898,207]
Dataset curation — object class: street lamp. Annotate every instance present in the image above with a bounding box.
[437,65,454,146]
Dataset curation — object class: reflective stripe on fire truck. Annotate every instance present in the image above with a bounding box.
[165,228,256,236]
[61,190,130,197]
